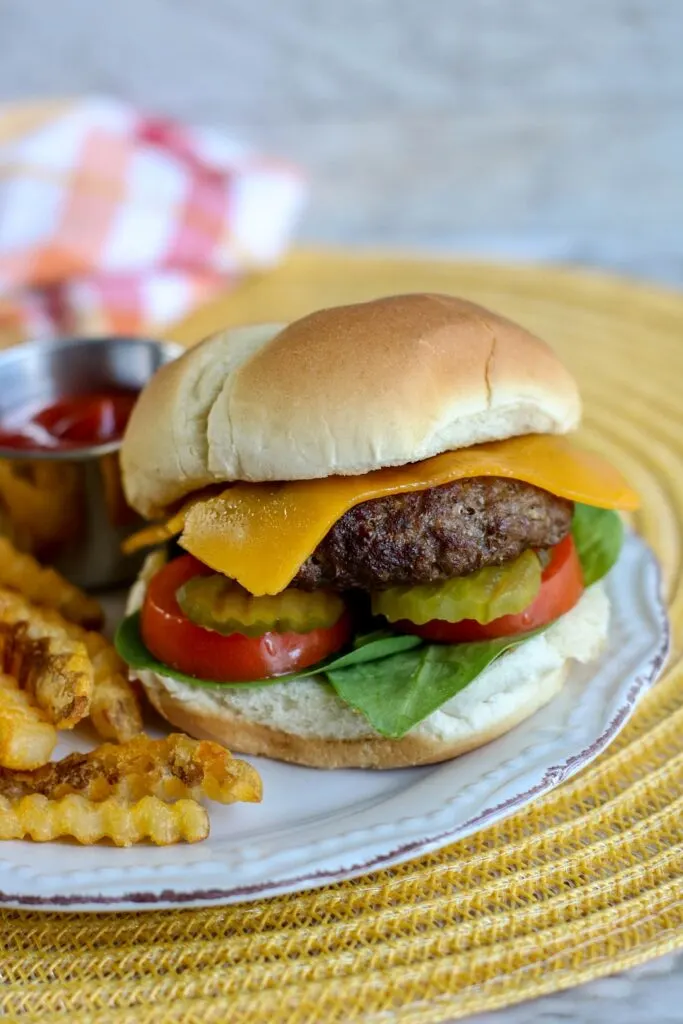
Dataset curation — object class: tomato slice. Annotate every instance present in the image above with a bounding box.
[141,554,352,682]
[398,535,584,643]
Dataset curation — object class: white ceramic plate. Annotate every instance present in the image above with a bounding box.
[0,531,668,911]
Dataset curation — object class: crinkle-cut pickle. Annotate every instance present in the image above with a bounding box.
[177,575,346,637]
[371,549,542,626]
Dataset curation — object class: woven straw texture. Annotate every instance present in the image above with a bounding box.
[2,250,682,1023]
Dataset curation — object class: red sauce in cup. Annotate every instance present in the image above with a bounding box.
[0,390,139,452]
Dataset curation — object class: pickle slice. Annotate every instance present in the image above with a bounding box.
[177,575,345,637]
[371,549,542,626]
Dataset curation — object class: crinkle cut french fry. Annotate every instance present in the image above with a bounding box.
[0,536,104,629]
[0,794,208,845]
[0,674,57,769]
[4,593,145,743]
[0,733,262,804]
[0,595,92,729]
[0,460,80,554]
[80,633,143,742]
[0,589,142,740]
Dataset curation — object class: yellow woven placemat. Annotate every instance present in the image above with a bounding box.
[3,250,683,1023]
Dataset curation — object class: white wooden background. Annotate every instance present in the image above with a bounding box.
[0,2,682,1021]
[1,0,681,284]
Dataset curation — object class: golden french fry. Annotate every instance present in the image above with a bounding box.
[0,673,57,769]
[0,601,92,729]
[0,536,103,628]
[79,632,143,743]
[0,793,208,845]
[0,460,81,555]
[0,588,140,741]
[1,733,262,805]
[24,598,143,742]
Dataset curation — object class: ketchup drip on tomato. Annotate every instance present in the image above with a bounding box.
[0,391,138,452]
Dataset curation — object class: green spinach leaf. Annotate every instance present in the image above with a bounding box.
[327,633,529,738]
[572,503,624,586]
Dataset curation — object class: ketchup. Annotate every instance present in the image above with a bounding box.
[0,390,138,452]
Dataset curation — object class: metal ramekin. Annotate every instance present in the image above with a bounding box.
[0,337,182,590]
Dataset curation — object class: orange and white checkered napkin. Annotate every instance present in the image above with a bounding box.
[0,97,305,341]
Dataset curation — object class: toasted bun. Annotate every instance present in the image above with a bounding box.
[122,294,581,517]
[133,584,609,770]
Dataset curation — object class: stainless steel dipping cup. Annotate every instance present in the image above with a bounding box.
[0,337,182,590]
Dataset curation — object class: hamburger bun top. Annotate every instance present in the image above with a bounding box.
[122,293,581,518]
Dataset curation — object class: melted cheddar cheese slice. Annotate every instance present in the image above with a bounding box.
[124,434,638,596]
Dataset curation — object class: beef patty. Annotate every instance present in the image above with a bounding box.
[293,477,573,591]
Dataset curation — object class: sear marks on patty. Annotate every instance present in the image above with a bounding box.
[293,477,573,592]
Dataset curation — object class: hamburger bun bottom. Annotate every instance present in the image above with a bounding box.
[133,583,610,770]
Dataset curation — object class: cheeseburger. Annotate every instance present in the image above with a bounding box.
[117,294,638,769]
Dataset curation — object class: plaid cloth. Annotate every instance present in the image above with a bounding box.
[0,97,305,340]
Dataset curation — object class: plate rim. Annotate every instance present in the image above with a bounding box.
[0,532,669,911]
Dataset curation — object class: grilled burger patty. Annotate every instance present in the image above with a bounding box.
[293,477,573,591]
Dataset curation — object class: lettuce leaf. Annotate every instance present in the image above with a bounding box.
[115,502,624,738]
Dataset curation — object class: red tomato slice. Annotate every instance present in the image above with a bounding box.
[398,535,584,643]
[141,554,352,682]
